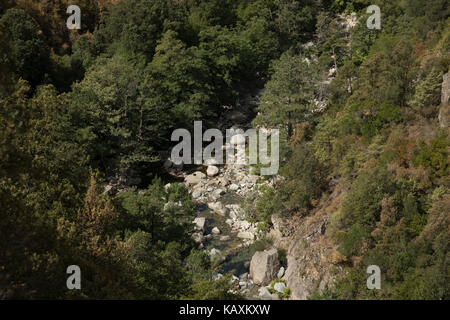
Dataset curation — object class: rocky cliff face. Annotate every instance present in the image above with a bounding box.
[439,71,450,128]
[270,188,346,299]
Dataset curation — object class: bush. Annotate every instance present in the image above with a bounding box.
[277,247,287,265]
[338,224,371,257]
[412,135,449,182]
[278,143,327,216]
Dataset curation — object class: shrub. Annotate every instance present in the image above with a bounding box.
[277,247,287,265]
[278,143,328,216]
[268,279,291,299]
[412,135,449,182]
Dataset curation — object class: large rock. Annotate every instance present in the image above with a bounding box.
[273,282,286,294]
[192,217,206,232]
[207,165,219,176]
[185,171,206,186]
[250,248,280,286]
[439,71,450,128]
[192,189,202,199]
[237,231,255,240]
[211,188,225,200]
[277,266,285,278]
[237,220,251,230]
[208,202,228,216]
[271,214,291,238]
[192,232,204,244]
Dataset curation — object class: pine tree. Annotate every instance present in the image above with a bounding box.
[253,51,318,140]
[410,67,443,117]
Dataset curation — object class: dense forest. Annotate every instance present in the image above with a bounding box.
[0,0,448,299]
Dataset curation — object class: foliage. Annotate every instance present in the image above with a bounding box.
[0,8,50,86]
[2,0,449,301]
[412,135,449,182]
[253,51,318,139]
[410,67,444,117]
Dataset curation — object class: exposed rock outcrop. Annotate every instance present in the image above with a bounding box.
[439,71,450,128]
[270,188,345,300]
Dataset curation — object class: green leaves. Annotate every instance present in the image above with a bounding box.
[410,67,444,117]
[0,8,50,86]
[412,135,449,182]
[253,51,318,138]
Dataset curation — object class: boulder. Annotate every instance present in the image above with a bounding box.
[238,220,251,230]
[229,183,239,191]
[192,217,206,232]
[212,227,221,235]
[192,232,204,244]
[207,165,219,176]
[271,214,290,238]
[212,273,223,281]
[185,171,206,186]
[249,249,280,286]
[192,189,202,199]
[273,282,286,294]
[237,231,255,240]
[103,184,114,195]
[211,188,225,200]
[208,202,228,216]
[218,177,229,186]
[277,266,285,278]
[220,235,231,241]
